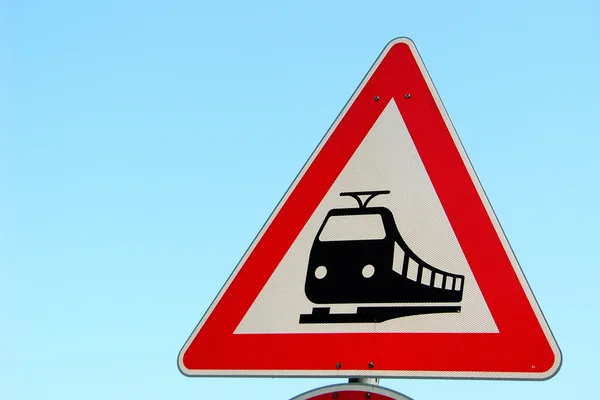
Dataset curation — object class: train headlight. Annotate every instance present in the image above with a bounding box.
[315,265,327,279]
[362,264,375,278]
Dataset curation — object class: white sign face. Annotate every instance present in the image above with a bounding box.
[235,99,498,335]
[179,37,561,380]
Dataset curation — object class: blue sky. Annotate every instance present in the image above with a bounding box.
[3,1,599,399]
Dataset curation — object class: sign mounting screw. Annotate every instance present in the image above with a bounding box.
[368,362,375,368]
[336,362,342,369]
[405,93,411,99]
[374,96,380,101]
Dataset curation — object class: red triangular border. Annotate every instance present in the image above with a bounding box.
[179,38,560,379]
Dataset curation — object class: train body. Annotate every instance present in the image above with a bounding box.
[305,206,464,306]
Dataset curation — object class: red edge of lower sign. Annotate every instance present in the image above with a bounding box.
[291,383,412,400]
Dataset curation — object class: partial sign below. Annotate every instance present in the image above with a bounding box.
[178,37,561,379]
[290,383,411,400]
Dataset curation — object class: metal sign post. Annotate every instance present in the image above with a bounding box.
[349,377,379,385]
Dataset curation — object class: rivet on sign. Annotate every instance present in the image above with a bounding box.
[374,96,380,101]
[368,362,375,368]
[336,362,342,369]
[365,394,371,399]
[332,393,339,399]
[405,93,411,99]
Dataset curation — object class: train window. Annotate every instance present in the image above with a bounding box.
[406,258,418,281]
[319,214,385,242]
[434,273,444,288]
[454,277,462,291]
[445,276,454,290]
[392,243,405,275]
[421,268,432,286]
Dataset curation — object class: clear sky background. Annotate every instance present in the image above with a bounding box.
[3,1,599,399]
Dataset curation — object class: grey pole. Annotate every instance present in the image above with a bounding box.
[349,377,379,385]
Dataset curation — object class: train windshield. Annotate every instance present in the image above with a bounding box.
[319,214,386,242]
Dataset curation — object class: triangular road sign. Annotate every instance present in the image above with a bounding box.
[178,37,561,379]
